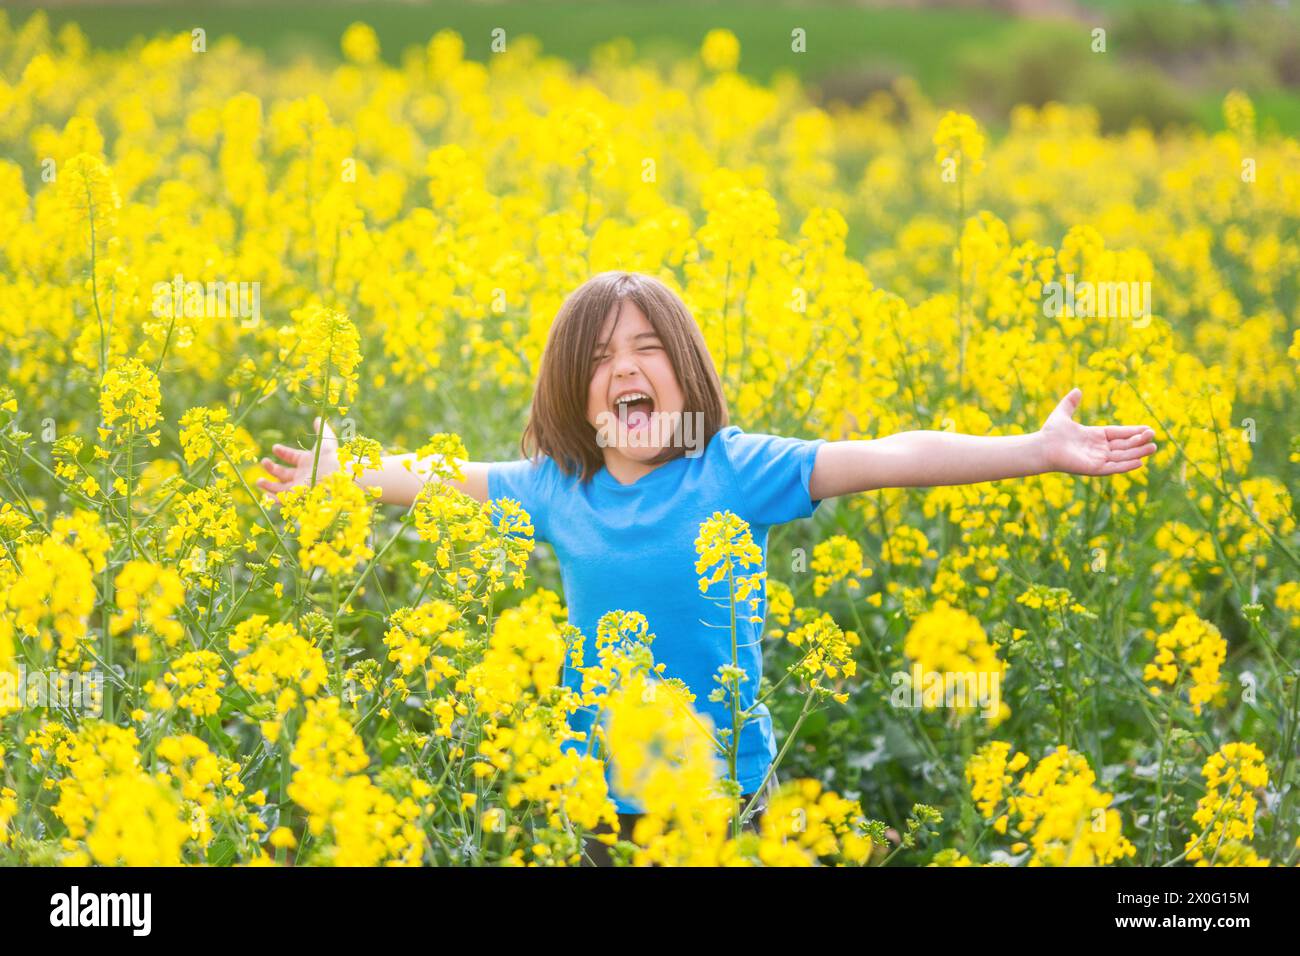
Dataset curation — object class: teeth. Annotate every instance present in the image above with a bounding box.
[614,391,651,405]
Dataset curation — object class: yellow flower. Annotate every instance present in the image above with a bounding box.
[701,29,740,72]
[282,305,363,415]
[903,600,1008,723]
[974,744,1136,867]
[1185,742,1269,865]
[162,650,226,718]
[758,779,878,866]
[383,600,464,684]
[341,23,379,65]
[1222,89,1255,143]
[810,535,873,597]
[604,670,733,866]
[178,406,252,471]
[279,470,374,578]
[1142,614,1227,716]
[881,525,938,568]
[111,560,186,659]
[966,741,1020,820]
[228,615,328,703]
[5,512,107,668]
[99,358,162,434]
[783,612,858,697]
[694,510,763,594]
[34,722,191,865]
[933,110,986,178]
[57,152,120,241]
[286,697,426,865]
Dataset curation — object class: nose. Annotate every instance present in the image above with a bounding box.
[611,348,640,378]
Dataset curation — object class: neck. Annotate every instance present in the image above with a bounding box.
[601,449,661,486]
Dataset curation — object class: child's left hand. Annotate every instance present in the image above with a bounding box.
[1039,388,1157,477]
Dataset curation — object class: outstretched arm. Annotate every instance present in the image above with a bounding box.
[809,388,1157,500]
[257,417,492,506]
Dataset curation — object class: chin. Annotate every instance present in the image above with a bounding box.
[610,439,659,461]
[636,442,683,465]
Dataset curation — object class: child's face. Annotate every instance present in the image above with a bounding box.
[585,299,686,466]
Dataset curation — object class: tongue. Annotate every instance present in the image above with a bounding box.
[624,400,652,430]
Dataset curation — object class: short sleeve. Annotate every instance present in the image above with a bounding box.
[487,458,553,543]
[719,427,826,527]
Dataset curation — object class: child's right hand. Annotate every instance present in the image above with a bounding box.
[257,416,340,501]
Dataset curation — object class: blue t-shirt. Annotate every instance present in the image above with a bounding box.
[487,425,825,813]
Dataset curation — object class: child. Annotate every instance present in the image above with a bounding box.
[258,270,1157,859]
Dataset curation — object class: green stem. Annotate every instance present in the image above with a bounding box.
[1145,705,1175,866]
[727,560,741,840]
[309,335,335,488]
[1126,377,1300,573]
[740,692,814,826]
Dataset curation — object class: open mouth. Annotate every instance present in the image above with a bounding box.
[613,390,655,430]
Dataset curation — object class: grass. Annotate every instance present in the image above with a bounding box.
[7,1,1300,132]
[1193,88,1300,137]
[4,1,1021,95]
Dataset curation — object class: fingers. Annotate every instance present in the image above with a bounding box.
[1104,425,1156,442]
[1089,458,1139,476]
[262,416,337,494]
[1052,388,1082,419]
[1111,429,1156,449]
[260,457,294,481]
[271,443,306,466]
[255,476,290,496]
[1109,442,1157,462]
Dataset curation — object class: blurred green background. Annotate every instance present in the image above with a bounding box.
[9,0,1300,133]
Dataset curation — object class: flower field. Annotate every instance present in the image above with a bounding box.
[0,13,1298,867]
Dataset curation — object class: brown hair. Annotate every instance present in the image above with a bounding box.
[521,271,729,481]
